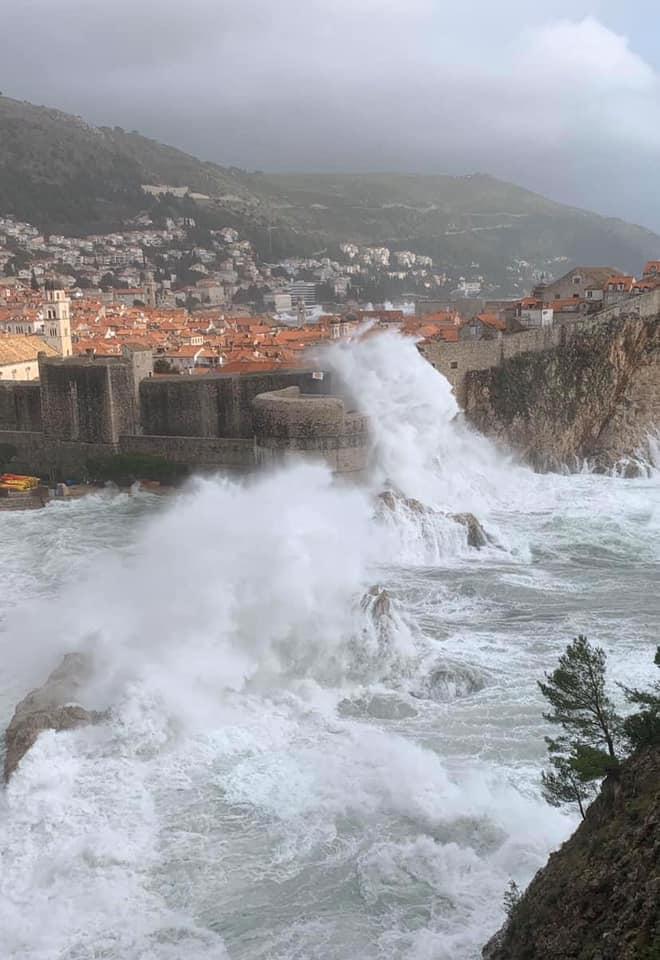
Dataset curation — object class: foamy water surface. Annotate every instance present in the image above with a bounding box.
[0,333,658,960]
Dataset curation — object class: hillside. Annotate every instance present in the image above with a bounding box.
[2,95,660,287]
[483,746,659,959]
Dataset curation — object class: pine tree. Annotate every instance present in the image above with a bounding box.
[540,739,597,819]
[538,636,621,817]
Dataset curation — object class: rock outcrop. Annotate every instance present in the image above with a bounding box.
[463,314,660,472]
[483,746,660,959]
[377,491,491,548]
[411,662,486,702]
[4,653,103,782]
[452,512,489,548]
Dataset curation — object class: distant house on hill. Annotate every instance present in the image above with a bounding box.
[536,267,619,303]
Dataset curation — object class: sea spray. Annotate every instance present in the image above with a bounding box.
[320,330,529,513]
[0,333,658,960]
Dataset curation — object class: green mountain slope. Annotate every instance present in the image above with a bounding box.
[1,95,659,283]
[256,171,660,276]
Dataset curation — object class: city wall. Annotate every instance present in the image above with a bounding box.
[0,355,366,479]
[253,387,369,473]
[119,434,256,471]
[2,288,659,480]
[139,369,331,439]
[420,289,660,405]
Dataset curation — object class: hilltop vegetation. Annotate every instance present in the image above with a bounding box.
[2,95,660,285]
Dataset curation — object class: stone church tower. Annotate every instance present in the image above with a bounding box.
[42,288,73,357]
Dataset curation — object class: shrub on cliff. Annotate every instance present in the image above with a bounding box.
[622,646,660,748]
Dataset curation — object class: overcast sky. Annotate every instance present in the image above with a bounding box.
[5,1,660,228]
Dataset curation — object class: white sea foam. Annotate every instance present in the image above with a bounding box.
[0,330,658,960]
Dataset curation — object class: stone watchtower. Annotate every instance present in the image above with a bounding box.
[42,288,73,358]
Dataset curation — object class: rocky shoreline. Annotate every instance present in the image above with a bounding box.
[3,653,104,782]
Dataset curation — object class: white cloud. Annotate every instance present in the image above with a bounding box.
[519,17,655,90]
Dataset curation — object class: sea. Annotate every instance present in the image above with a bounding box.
[1,332,658,960]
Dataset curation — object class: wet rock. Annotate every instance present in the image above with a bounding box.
[378,490,398,512]
[339,694,418,720]
[377,491,429,516]
[412,663,486,702]
[362,585,392,620]
[451,512,490,548]
[378,491,491,549]
[482,929,506,959]
[4,653,104,782]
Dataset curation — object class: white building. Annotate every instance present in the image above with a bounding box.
[289,281,317,306]
[0,337,59,381]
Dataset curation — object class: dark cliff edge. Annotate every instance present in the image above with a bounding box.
[464,314,660,472]
[483,746,660,960]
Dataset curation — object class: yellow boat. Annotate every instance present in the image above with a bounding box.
[0,474,41,491]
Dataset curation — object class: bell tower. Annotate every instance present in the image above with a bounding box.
[42,286,73,357]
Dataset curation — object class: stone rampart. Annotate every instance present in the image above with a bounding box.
[39,356,138,443]
[0,382,42,432]
[0,429,117,478]
[0,364,366,479]
[140,369,332,439]
[119,434,256,471]
[421,289,660,405]
[253,387,370,474]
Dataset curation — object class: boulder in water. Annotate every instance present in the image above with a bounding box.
[377,491,429,516]
[378,491,491,549]
[362,585,392,620]
[4,653,104,782]
[339,694,418,720]
[450,512,490,548]
[412,663,486,702]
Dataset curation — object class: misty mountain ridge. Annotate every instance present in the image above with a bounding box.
[1,95,659,292]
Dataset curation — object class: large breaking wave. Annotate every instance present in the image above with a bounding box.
[1,331,658,960]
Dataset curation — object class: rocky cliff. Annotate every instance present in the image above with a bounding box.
[463,314,660,472]
[3,653,103,782]
[483,746,660,960]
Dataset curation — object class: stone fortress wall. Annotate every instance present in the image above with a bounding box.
[0,348,370,478]
[253,386,369,472]
[420,288,660,404]
[0,287,658,479]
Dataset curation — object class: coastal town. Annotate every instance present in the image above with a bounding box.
[1,210,659,383]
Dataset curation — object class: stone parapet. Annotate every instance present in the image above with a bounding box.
[253,386,370,474]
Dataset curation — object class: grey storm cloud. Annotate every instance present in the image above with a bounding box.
[4,0,660,227]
